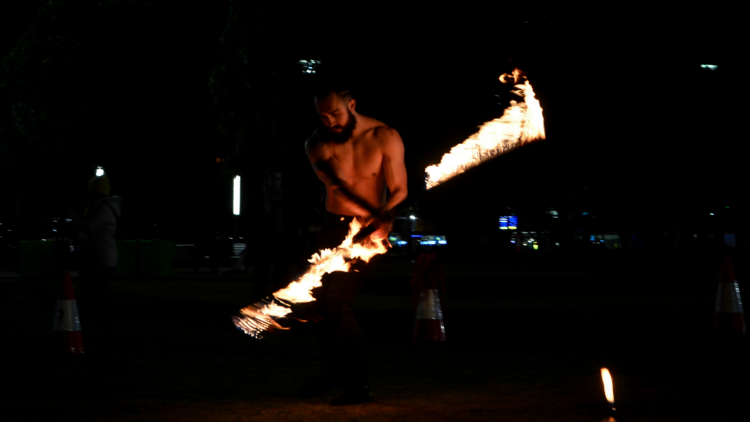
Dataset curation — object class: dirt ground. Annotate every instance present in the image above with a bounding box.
[2,251,748,421]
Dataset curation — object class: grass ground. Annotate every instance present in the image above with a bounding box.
[2,250,748,421]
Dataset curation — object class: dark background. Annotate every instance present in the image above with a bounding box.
[1,4,748,420]
[0,1,745,253]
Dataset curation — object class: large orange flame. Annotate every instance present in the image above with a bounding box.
[233,218,388,338]
[424,74,545,190]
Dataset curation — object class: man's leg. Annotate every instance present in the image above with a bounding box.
[299,213,374,397]
[306,213,376,404]
[323,259,374,405]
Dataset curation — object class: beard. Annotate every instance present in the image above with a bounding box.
[327,110,357,144]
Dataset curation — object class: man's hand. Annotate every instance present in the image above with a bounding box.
[358,209,396,243]
[368,214,392,241]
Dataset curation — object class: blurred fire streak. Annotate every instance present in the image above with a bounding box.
[233,218,388,338]
[425,71,545,190]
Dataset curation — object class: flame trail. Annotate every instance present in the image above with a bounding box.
[232,218,388,339]
[425,73,545,190]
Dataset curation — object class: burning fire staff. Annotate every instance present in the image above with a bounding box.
[297,80,408,405]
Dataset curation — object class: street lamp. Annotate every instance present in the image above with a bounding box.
[95,166,104,177]
[233,176,241,216]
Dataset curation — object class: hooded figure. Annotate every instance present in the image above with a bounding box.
[72,173,122,335]
[78,174,122,267]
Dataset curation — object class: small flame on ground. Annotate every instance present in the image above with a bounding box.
[424,71,545,190]
[601,367,615,407]
[233,218,388,339]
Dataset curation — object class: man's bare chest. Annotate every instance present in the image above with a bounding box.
[324,140,383,180]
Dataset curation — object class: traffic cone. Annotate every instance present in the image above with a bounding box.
[713,257,746,336]
[53,271,85,353]
[413,289,446,342]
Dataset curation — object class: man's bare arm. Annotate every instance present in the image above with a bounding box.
[379,127,408,217]
[365,126,408,240]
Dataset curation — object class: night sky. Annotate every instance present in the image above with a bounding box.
[1,1,745,243]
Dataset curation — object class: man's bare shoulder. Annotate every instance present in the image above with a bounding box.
[358,115,400,144]
[305,129,326,156]
[371,124,403,150]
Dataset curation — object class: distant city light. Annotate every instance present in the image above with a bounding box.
[299,59,321,74]
[414,235,448,246]
[233,176,241,216]
[700,64,718,71]
[710,213,715,216]
[95,166,104,177]
[499,216,518,230]
[409,215,416,220]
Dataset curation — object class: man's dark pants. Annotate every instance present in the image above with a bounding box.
[310,212,376,389]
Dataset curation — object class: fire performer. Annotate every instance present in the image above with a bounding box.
[297,80,408,405]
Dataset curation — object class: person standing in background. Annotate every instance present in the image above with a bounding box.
[71,173,121,339]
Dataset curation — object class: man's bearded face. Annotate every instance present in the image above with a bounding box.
[315,92,357,143]
[327,108,356,143]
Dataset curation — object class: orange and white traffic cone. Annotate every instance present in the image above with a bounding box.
[713,257,746,336]
[53,271,85,353]
[413,289,446,342]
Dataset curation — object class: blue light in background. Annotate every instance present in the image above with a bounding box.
[499,215,518,230]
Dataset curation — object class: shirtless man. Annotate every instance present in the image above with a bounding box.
[298,85,407,405]
[306,88,408,239]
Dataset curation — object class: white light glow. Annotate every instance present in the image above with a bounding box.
[95,166,104,177]
[298,59,321,74]
[233,176,241,216]
[601,368,615,406]
[701,64,718,70]
[409,215,416,220]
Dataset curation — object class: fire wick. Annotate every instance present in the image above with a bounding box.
[232,295,294,339]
